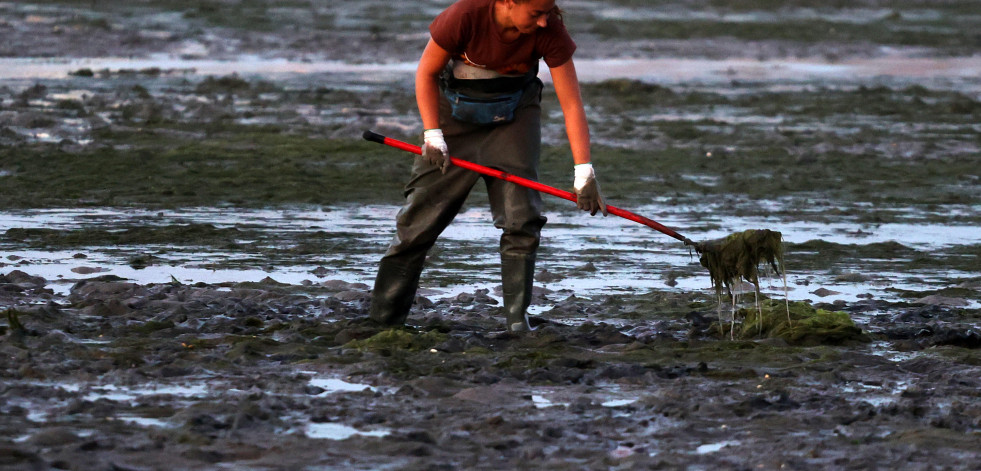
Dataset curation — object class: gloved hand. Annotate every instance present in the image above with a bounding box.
[422,128,450,174]
[574,163,608,216]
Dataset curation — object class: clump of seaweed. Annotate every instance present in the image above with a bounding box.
[345,329,448,353]
[698,229,784,296]
[697,229,788,338]
[718,299,870,346]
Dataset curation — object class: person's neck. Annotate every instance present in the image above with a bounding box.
[493,1,519,39]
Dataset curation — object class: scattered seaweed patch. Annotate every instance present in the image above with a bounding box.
[344,329,448,353]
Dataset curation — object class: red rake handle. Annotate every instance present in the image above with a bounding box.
[363,130,695,246]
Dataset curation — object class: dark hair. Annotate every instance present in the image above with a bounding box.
[511,0,564,21]
[551,6,564,21]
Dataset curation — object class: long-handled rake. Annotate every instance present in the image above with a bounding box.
[362,130,784,305]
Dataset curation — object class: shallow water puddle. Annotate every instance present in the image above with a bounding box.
[294,374,389,439]
[0,55,418,82]
[868,341,924,362]
[81,383,211,402]
[839,379,911,407]
[302,374,378,395]
[531,393,578,409]
[695,440,741,454]
[2,55,979,92]
[16,380,213,426]
[25,408,48,423]
[601,398,638,408]
[117,416,175,428]
[532,385,639,410]
[2,204,978,310]
[531,395,560,408]
[304,422,391,440]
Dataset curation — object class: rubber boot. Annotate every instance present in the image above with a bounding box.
[501,254,536,332]
[369,258,424,327]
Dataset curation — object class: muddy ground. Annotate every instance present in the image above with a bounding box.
[1,1,980,470]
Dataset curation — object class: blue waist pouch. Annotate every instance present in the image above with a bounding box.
[443,87,523,126]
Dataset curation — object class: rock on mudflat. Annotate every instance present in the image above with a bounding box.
[810,287,840,297]
[2,270,47,289]
[913,295,969,307]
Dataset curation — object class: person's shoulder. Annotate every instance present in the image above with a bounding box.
[445,0,493,16]
[432,0,490,51]
[436,0,491,29]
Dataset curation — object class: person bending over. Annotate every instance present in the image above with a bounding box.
[370,0,606,332]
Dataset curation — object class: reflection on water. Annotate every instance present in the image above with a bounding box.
[0,55,415,82]
[119,416,175,428]
[80,383,211,402]
[601,398,638,408]
[304,422,390,440]
[695,440,741,454]
[305,376,378,395]
[1,204,978,310]
[1,55,979,91]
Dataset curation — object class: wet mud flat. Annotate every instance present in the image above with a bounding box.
[1,0,981,469]
[1,273,979,470]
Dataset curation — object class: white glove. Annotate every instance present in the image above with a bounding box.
[574,163,608,216]
[573,163,593,192]
[422,129,450,174]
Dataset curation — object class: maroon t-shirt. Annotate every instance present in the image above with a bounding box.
[429,0,577,76]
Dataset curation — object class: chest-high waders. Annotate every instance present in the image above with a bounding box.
[370,66,545,332]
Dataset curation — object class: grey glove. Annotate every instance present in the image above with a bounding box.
[422,128,450,174]
[574,163,608,216]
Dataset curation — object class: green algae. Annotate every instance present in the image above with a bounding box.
[698,229,784,298]
[131,320,176,335]
[494,350,559,370]
[0,131,410,209]
[721,299,870,346]
[224,336,282,360]
[345,329,448,353]
[223,334,327,362]
[194,74,253,95]
[1,75,977,220]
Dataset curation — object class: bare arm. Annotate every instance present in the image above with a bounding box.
[416,38,452,130]
[549,58,591,165]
